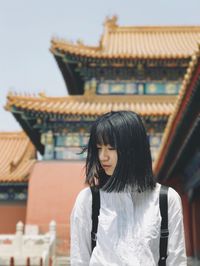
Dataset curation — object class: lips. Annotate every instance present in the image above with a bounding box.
[102,165,112,169]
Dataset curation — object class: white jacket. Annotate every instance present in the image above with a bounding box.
[70,183,186,266]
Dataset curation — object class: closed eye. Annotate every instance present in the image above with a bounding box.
[96,146,102,150]
[96,145,116,150]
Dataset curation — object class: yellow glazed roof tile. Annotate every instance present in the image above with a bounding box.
[51,17,200,59]
[6,94,176,117]
[0,132,36,183]
[153,45,200,171]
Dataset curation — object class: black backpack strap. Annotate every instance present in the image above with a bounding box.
[90,187,100,252]
[158,185,169,266]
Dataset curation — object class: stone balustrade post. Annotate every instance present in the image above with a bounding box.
[49,220,56,257]
[14,221,24,256]
[49,220,56,236]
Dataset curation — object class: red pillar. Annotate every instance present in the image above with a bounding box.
[181,193,193,257]
[191,196,200,259]
[161,175,194,257]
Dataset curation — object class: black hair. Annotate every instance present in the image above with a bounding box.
[85,111,156,192]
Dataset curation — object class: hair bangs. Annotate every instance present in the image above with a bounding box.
[95,119,117,148]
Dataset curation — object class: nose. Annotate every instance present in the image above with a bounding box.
[99,148,109,161]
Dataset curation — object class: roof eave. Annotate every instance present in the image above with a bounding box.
[153,56,200,181]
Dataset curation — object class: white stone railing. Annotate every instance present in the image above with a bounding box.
[0,220,56,266]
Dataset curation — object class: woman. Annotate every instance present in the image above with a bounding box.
[70,111,186,265]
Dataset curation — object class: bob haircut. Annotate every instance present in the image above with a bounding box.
[85,111,156,192]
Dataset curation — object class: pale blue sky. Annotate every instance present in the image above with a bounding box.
[1,0,200,130]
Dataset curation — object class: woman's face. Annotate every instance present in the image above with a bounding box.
[97,144,118,176]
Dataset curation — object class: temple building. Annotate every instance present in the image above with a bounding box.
[0,132,36,233]
[154,46,200,260]
[6,17,200,163]
[4,17,200,259]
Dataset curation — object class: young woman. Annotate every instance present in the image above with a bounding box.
[70,111,186,266]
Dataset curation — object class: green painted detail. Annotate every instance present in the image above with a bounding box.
[55,146,86,160]
[0,186,27,202]
[41,125,91,160]
[56,133,89,147]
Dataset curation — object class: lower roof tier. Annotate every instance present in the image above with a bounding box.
[0,132,36,183]
[6,94,176,117]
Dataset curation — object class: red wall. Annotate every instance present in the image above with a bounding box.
[26,161,86,255]
[0,203,26,233]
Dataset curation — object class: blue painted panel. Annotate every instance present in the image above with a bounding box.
[97,81,181,95]
[145,82,180,94]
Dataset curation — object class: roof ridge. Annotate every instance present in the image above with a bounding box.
[0,133,36,182]
[10,138,30,166]
[113,25,200,31]
[51,38,100,50]
[0,131,25,138]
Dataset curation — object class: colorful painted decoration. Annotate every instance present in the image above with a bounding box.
[97,81,181,95]
[145,82,180,94]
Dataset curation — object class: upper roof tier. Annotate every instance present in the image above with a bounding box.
[51,16,200,59]
[0,132,36,183]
